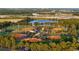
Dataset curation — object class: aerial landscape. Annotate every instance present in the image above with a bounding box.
[0,8,79,51]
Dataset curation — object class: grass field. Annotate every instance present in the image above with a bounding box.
[0,19,23,22]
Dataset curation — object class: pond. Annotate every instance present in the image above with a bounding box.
[29,20,58,24]
[29,20,58,26]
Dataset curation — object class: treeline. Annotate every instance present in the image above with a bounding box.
[0,22,15,29]
[0,8,33,15]
[0,8,79,15]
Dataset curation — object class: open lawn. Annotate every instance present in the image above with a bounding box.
[0,19,23,22]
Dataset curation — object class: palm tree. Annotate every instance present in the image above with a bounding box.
[70,24,77,36]
[10,37,16,50]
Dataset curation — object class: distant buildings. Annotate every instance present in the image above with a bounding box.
[0,15,10,18]
[31,12,79,19]
[32,13,39,16]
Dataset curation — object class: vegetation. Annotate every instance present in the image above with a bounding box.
[0,8,79,51]
[0,35,79,51]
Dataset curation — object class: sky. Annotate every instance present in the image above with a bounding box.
[0,0,78,8]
